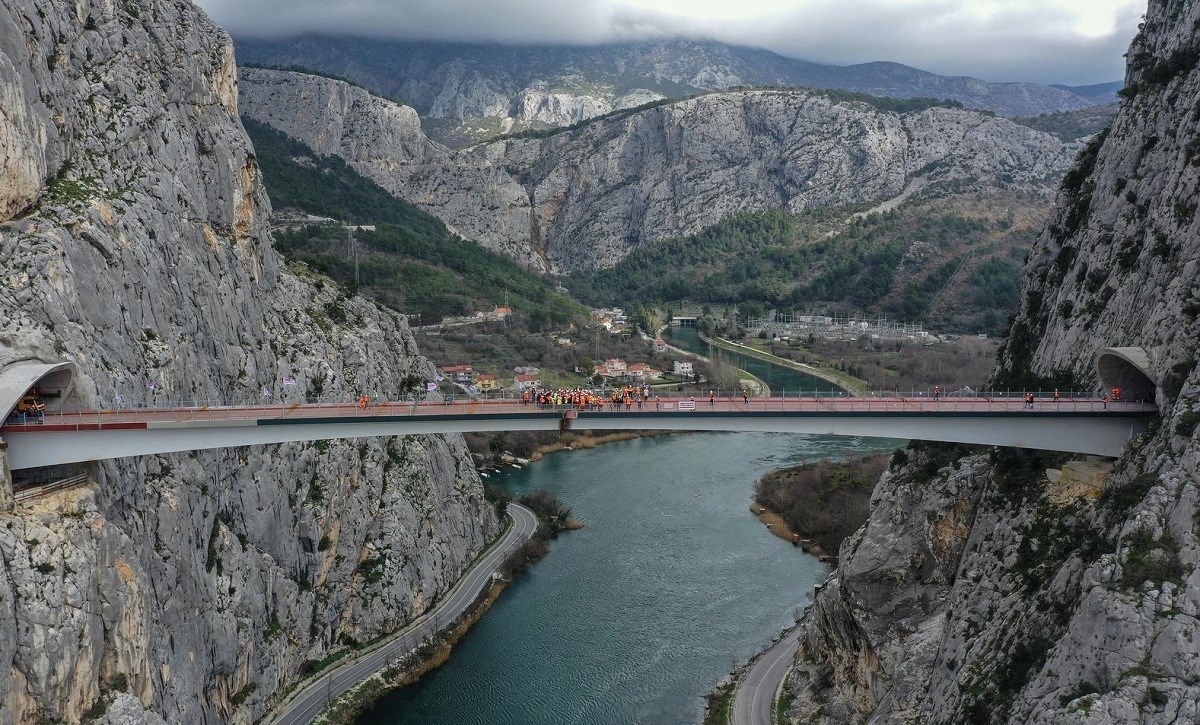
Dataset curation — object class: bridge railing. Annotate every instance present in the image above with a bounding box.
[1,389,1155,428]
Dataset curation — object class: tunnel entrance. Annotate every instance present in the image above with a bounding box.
[1095,347,1156,403]
[0,362,76,423]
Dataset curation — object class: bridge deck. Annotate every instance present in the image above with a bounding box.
[0,396,1155,433]
[0,396,1156,470]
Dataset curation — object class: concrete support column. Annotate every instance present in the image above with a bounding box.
[0,438,13,511]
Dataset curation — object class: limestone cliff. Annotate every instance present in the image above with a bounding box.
[238,68,1077,274]
[0,1,498,722]
[786,1,1200,722]
[235,37,1106,146]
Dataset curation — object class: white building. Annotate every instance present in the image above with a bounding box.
[673,361,694,377]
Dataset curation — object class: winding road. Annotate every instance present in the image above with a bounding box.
[733,625,803,725]
[266,503,539,725]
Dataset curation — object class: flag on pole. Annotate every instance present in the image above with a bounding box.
[282,375,297,386]
[146,381,156,390]
[426,382,438,391]
[114,393,125,407]
[262,386,272,399]
[434,374,445,382]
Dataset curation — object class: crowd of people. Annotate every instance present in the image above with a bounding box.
[524,385,655,410]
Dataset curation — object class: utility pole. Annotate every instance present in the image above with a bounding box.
[349,227,360,288]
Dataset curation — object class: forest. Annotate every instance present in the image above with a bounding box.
[566,202,1037,335]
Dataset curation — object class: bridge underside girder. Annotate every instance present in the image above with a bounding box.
[1,411,1150,470]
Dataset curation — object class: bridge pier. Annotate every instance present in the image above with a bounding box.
[0,439,13,511]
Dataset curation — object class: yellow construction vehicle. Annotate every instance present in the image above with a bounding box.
[15,393,45,415]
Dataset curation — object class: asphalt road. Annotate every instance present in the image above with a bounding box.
[266,503,538,725]
[733,625,803,725]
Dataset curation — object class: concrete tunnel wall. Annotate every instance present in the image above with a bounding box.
[0,362,77,423]
[1095,347,1156,402]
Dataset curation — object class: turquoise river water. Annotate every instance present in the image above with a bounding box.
[663,326,841,395]
[357,331,898,724]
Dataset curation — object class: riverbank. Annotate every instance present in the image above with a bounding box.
[315,579,511,725]
[703,621,803,725]
[753,454,892,558]
[527,429,676,462]
[749,502,833,562]
[654,325,772,395]
[263,504,538,725]
[699,333,870,395]
[472,428,687,472]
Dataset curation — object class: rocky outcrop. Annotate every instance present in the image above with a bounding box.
[0,1,497,723]
[512,81,664,127]
[235,37,1107,147]
[786,1,1200,722]
[238,68,545,270]
[239,69,1077,274]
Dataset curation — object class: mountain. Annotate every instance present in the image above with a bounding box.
[786,0,1200,720]
[243,117,584,326]
[566,198,1041,335]
[0,1,496,721]
[1012,103,1119,142]
[1054,80,1125,105]
[239,67,1080,275]
[235,36,1111,145]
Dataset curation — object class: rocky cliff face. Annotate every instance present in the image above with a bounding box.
[237,68,545,270]
[239,68,1077,274]
[235,36,1108,146]
[786,1,1200,722]
[0,2,497,723]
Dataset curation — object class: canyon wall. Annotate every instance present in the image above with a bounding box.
[787,1,1200,722]
[0,1,497,722]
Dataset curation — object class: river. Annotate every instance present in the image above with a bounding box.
[663,326,840,395]
[357,331,896,724]
[356,431,901,725]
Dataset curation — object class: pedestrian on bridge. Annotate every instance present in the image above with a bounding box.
[1053,389,1060,404]
[709,390,716,407]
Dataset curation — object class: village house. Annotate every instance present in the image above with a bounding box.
[592,359,629,378]
[672,361,694,377]
[653,338,668,352]
[514,373,540,391]
[628,363,664,381]
[475,373,500,391]
[472,306,513,321]
[442,364,474,384]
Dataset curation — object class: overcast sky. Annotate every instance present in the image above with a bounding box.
[195,0,1145,85]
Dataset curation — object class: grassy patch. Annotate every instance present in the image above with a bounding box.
[776,681,795,724]
[1121,527,1184,589]
[703,678,736,725]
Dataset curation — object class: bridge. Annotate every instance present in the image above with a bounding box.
[0,349,1159,472]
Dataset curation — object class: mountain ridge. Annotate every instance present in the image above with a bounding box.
[239,66,1081,275]
[235,36,1116,145]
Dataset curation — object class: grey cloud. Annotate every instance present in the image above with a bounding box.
[194,0,1142,85]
